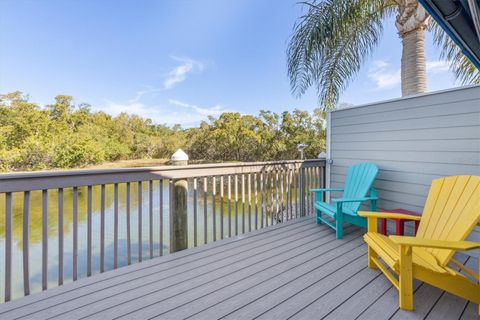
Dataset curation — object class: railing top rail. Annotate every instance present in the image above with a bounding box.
[0,159,326,193]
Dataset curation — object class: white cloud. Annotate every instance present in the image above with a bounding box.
[367,60,401,90]
[367,59,450,91]
[128,85,157,103]
[99,98,230,127]
[127,56,205,103]
[168,99,226,117]
[162,56,204,90]
[426,60,450,74]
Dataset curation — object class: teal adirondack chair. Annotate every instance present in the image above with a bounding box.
[312,163,379,239]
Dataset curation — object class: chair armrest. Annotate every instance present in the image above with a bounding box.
[332,197,377,203]
[390,236,480,251]
[310,188,343,193]
[358,211,421,221]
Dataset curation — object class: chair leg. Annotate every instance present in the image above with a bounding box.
[399,245,414,310]
[316,209,322,224]
[367,246,378,269]
[335,212,343,239]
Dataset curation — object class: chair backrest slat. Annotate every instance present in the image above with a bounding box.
[342,163,379,213]
[416,176,480,266]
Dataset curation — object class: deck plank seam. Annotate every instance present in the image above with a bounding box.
[458,302,471,319]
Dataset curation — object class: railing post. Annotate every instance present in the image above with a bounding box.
[170,149,189,253]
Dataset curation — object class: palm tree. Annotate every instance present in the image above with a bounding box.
[287,0,480,110]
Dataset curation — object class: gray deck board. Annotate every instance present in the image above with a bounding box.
[0,216,477,320]
[460,303,479,320]
[158,230,363,319]
[72,224,334,319]
[192,234,364,320]
[0,217,313,319]
[322,270,393,320]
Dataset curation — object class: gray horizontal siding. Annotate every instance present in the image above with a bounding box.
[329,85,480,249]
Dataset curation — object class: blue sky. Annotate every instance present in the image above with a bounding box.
[0,0,459,127]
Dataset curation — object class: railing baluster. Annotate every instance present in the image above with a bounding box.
[313,167,317,209]
[126,182,131,264]
[305,168,309,215]
[304,168,311,216]
[285,169,289,220]
[148,180,153,259]
[309,167,313,214]
[311,167,315,213]
[42,189,48,290]
[247,173,251,232]
[58,188,64,285]
[87,186,92,276]
[265,171,269,226]
[73,187,78,281]
[4,192,12,302]
[138,181,142,262]
[254,173,258,230]
[227,175,232,237]
[294,168,298,218]
[193,178,198,247]
[114,183,119,268]
[312,167,316,211]
[212,176,217,242]
[270,171,274,226]
[275,171,279,224]
[234,174,238,235]
[220,175,224,240]
[280,171,284,222]
[260,172,264,228]
[203,177,208,244]
[290,168,294,219]
[23,191,30,296]
[100,184,105,272]
[307,167,310,215]
[241,174,245,234]
[286,169,291,220]
[168,179,173,252]
[159,179,164,256]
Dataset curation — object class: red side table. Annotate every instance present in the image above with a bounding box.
[379,208,421,236]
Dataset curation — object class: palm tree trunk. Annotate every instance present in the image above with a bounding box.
[396,0,430,96]
[400,28,427,96]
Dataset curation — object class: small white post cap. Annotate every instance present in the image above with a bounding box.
[171,149,189,161]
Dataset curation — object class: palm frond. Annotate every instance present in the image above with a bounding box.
[287,0,396,110]
[429,21,480,85]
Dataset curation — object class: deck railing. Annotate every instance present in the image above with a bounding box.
[0,159,325,302]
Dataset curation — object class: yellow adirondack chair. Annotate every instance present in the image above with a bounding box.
[358,175,480,312]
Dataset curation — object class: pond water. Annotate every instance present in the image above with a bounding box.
[0,180,285,301]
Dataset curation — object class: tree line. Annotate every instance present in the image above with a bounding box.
[0,92,326,172]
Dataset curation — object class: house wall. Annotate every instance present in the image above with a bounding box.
[328,85,480,245]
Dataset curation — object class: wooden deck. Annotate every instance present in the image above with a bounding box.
[0,217,476,320]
